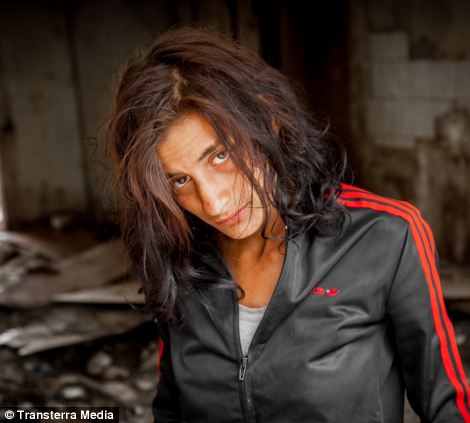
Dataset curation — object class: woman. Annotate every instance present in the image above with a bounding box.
[106,27,470,422]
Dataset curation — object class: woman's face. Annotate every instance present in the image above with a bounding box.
[157,110,267,240]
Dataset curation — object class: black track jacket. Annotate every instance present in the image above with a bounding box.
[152,184,470,422]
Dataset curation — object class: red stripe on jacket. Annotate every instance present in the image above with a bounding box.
[338,183,470,421]
[157,338,165,376]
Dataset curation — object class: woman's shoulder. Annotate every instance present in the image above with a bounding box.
[337,183,424,236]
[300,183,429,261]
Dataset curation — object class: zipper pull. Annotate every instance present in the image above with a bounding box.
[239,356,248,381]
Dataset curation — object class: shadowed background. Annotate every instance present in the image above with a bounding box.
[0,1,469,421]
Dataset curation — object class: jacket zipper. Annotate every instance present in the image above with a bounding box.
[233,290,252,423]
[239,355,248,380]
[215,228,290,423]
[212,241,251,422]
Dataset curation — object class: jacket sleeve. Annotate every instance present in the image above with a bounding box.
[386,216,470,422]
[152,323,181,423]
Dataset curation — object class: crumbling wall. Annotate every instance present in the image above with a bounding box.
[0,0,259,228]
[0,2,88,225]
[350,0,470,262]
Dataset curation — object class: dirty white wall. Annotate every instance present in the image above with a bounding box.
[350,0,470,262]
[350,0,470,167]
[367,31,470,148]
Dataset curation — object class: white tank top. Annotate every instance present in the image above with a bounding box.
[238,303,268,356]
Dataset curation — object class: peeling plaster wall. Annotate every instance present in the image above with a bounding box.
[350,0,470,261]
[367,31,470,148]
[351,0,470,166]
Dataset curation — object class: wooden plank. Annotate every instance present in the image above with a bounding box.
[53,278,144,305]
[0,239,130,308]
[194,0,231,34]
[0,307,145,355]
[0,2,87,223]
[440,259,470,300]
[69,0,168,221]
[442,283,470,301]
[237,0,261,52]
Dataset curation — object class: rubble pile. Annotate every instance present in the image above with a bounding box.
[0,227,157,423]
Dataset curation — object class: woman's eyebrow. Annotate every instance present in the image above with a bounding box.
[197,141,219,163]
[165,140,221,179]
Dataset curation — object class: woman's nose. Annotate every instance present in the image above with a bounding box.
[197,179,229,217]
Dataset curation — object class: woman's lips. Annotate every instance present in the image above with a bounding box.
[215,205,248,226]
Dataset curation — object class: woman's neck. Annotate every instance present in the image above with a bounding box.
[218,208,286,265]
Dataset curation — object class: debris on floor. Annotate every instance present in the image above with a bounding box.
[0,239,132,308]
[52,278,144,305]
[0,305,147,355]
[1,222,470,423]
[0,224,155,422]
[0,316,158,422]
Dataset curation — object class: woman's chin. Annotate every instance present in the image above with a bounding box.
[215,221,261,240]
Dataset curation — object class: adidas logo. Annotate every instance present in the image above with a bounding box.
[311,287,341,297]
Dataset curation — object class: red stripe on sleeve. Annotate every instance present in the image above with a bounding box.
[338,190,470,421]
[340,186,470,408]
[157,337,165,376]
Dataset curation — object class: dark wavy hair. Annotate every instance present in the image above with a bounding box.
[106,26,349,323]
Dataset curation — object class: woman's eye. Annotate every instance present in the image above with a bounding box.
[212,150,229,165]
[172,176,189,189]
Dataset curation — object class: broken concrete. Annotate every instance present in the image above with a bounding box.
[0,240,131,308]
